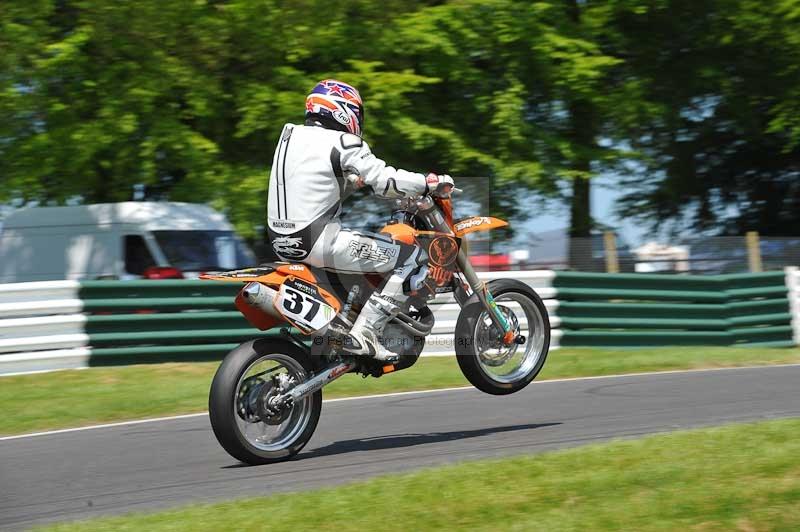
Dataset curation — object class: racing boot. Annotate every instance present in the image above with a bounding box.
[343,293,401,361]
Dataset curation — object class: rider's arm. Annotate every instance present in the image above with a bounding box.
[337,134,428,199]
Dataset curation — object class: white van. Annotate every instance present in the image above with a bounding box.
[0,202,256,282]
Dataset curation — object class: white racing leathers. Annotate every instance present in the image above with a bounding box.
[266,123,430,360]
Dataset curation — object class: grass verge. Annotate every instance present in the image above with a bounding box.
[3,346,799,436]
[38,418,800,531]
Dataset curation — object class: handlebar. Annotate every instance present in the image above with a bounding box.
[430,184,461,199]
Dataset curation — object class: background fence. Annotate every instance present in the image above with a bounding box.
[1,269,797,375]
[0,271,561,375]
[554,271,794,347]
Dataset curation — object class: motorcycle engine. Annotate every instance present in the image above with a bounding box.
[381,306,434,371]
[381,323,423,357]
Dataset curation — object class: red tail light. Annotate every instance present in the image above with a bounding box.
[142,266,184,279]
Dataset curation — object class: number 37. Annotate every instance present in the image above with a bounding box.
[282,287,320,321]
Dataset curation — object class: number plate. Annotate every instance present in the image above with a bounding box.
[276,278,336,333]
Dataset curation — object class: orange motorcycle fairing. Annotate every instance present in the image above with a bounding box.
[271,275,342,335]
[277,275,341,315]
[379,223,463,292]
[202,265,338,333]
[379,222,417,245]
[453,216,508,237]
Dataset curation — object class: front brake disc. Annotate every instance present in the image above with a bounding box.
[477,305,519,367]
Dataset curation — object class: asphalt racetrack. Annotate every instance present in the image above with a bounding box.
[2,364,800,529]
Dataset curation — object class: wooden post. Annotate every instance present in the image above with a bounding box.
[604,231,619,273]
[746,231,762,272]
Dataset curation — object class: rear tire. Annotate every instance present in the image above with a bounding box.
[455,279,550,395]
[209,338,321,465]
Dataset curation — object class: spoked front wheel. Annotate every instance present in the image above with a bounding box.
[455,279,550,395]
[208,339,322,465]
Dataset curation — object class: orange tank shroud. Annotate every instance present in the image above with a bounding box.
[379,216,507,245]
[379,222,417,245]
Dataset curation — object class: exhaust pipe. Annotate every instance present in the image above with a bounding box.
[242,282,284,320]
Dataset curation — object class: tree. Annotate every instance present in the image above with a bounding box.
[383,0,629,259]
[591,0,800,237]
[0,0,641,253]
[0,1,435,239]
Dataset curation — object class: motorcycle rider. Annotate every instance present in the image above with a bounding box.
[266,79,454,361]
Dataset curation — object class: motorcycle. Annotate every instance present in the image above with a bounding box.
[201,192,550,465]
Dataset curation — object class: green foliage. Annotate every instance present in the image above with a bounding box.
[0,1,626,240]
[594,0,800,236]
[387,0,624,192]
[3,1,797,239]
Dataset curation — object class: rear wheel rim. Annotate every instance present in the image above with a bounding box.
[233,353,313,452]
[471,292,546,384]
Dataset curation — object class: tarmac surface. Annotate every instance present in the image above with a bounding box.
[2,364,799,529]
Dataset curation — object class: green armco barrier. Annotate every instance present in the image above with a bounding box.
[87,340,316,366]
[79,280,240,299]
[718,271,788,288]
[553,270,787,290]
[555,287,726,303]
[88,328,282,347]
[554,271,720,290]
[725,286,788,300]
[726,299,790,316]
[558,317,729,330]
[77,280,292,365]
[59,272,796,364]
[559,330,732,347]
[728,313,793,327]
[85,311,251,334]
[83,297,236,312]
[559,331,795,348]
[88,343,241,366]
[554,271,793,347]
[557,302,725,319]
[730,325,794,340]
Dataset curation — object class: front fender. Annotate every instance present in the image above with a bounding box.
[453,216,508,238]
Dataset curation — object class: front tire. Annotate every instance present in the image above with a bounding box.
[455,279,550,395]
[208,338,322,465]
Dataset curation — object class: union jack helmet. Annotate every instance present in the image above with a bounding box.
[305,79,364,136]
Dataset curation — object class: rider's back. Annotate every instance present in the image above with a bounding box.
[267,123,351,236]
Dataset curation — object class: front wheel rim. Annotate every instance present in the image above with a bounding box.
[233,353,313,452]
[472,292,546,384]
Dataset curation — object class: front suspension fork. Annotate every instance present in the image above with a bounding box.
[455,248,513,340]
